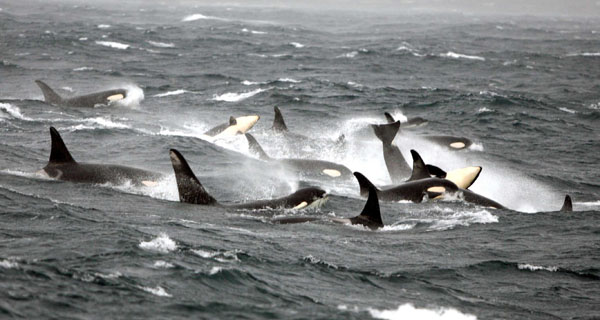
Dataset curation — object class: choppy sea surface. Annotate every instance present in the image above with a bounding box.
[1,1,599,319]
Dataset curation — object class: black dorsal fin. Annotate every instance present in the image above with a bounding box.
[48,127,75,163]
[229,116,237,125]
[350,184,384,229]
[426,165,447,178]
[371,121,400,145]
[169,149,217,205]
[384,112,395,124]
[407,149,431,181]
[244,133,271,160]
[353,172,380,198]
[560,195,573,212]
[35,80,63,105]
[272,106,288,132]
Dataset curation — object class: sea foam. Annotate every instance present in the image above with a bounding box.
[139,233,177,253]
[212,88,268,102]
[95,41,130,50]
[441,51,485,61]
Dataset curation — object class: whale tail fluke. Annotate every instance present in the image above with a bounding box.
[350,184,384,229]
[353,172,381,198]
[384,112,395,124]
[35,80,63,105]
[371,121,400,145]
[169,149,218,205]
[48,127,76,163]
[244,133,271,160]
[560,195,573,212]
[272,106,288,132]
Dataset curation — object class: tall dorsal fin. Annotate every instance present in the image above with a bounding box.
[371,121,400,145]
[229,116,237,125]
[244,133,271,160]
[384,112,395,124]
[353,172,380,198]
[169,149,217,205]
[407,149,431,181]
[350,184,384,230]
[48,127,76,163]
[35,80,63,105]
[560,195,573,212]
[272,106,288,132]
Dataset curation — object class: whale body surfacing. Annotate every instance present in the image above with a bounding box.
[35,80,128,108]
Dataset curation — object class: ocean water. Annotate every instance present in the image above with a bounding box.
[1,1,599,319]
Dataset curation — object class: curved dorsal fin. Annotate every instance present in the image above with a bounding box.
[244,133,271,160]
[407,149,431,181]
[353,172,380,198]
[350,184,383,230]
[229,116,237,125]
[272,106,288,132]
[384,112,395,124]
[48,127,75,163]
[371,121,400,145]
[35,80,63,105]
[169,149,217,205]
[560,195,573,212]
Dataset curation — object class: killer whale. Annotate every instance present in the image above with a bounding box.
[354,171,505,209]
[384,112,428,128]
[271,106,346,146]
[204,115,260,138]
[407,149,482,190]
[560,195,573,212]
[384,112,472,150]
[272,177,384,230]
[245,133,352,179]
[169,149,328,210]
[35,80,127,108]
[40,127,162,186]
[371,121,411,184]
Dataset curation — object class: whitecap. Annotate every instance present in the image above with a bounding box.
[147,40,175,48]
[209,266,222,275]
[559,107,576,114]
[153,89,188,97]
[0,259,19,269]
[518,264,558,272]
[442,51,485,61]
[153,260,175,268]
[140,286,172,297]
[566,52,600,57]
[139,233,177,253]
[338,51,358,58]
[0,103,32,121]
[97,24,110,29]
[366,303,477,320]
[304,255,338,269]
[79,37,88,41]
[241,80,263,85]
[347,81,362,88]
[182,13,225,22]
[73,66,93,72]
[278,78,300,83]
[212,88,268,102]
[477,107,494,113]
[95,41,130,50]
[289,42,304,48]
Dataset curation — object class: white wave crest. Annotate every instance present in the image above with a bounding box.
[566,52,600,57]
[278,78,300,83]
[518,264,558,272]
[73,66,93,72]
[442,51,485,61]
[304,255,338,269]
[97,24,111,29]
[212,88,268,102]
[182,13,225,22]
[153,89,188,97]
[559,107,576,114]
[153,260,175,269]
[147,40,175,48]
[0,259,19,269]
[365,303,477,320]
[95,41,130,50]
[140,286,172,297]
[289,42,304,48]
[0,103,32,121]
[209,267,222,275]
[477,107,494,113]
[428,209,498,231]
[139,233,177,253]
[338,51,358,58]
[242,80,264,85]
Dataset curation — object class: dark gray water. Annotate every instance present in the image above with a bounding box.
[1,1,599,319]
